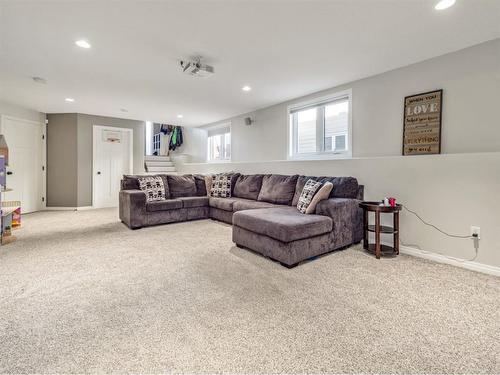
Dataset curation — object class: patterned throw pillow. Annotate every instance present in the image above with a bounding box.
[138,176,166,202]
[297,179,323,214]
[210,173,233,198]
[305,181,333,214]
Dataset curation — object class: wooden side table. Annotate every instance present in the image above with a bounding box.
[359,201,402,259]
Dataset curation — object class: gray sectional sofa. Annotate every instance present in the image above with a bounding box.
[119,173,364,268]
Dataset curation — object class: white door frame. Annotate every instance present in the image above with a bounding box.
[92,125,133,208]
[0,114,47,211]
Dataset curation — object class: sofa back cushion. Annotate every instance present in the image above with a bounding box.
[320,176,359,199]
[193,174,207,196]
[292,175,359,205]
[230,173,241,196]
[167,174,197,198]
[121,175,141,190]
[257,174,298,205]
[233,174,264,200]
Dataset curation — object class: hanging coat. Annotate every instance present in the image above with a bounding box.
[169,126,184,151]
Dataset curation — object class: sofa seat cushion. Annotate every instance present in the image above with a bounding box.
[209,197,239,211]
[232,198,278,212]
[180,196,209,208]
[233,207,332,243]
[146,199,183,212]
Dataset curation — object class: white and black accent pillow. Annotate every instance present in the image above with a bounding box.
[138,176,166,202]
[210,173,233,198]
[297,179,322,214]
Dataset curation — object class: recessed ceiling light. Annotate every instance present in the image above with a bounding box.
[242,85,252,92]
[435,0,456,10]
[65,98,75,102]
[75,39,91,49]
[177,114,184,119]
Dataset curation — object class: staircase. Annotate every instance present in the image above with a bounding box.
[144,156,177,175]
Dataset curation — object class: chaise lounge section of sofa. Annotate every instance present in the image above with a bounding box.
[119,173,363,267]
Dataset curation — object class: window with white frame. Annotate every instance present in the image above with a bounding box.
[288,90,352,159]
[207,124,231,161]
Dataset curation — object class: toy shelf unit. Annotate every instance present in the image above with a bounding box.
[0,155,20,246]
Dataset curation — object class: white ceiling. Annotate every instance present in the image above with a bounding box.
[0,0,499,126]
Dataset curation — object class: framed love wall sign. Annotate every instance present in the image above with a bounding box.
[403,89,443,155]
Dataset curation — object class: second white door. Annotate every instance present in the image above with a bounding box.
[93,126,133,208]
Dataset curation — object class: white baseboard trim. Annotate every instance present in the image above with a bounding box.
[45,207,77,211]
[399,245,500,277]
[75,206,95,211]
[45,206,94,211]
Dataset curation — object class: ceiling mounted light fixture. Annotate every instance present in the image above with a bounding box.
[75,39,91,49]
[177,114,184,119]
[242,85,252,92]
[65,97,75,102]
[435,0,456,10]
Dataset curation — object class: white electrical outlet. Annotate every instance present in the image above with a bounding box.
[470,226,481,239]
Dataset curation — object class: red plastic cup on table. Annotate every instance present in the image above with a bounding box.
[389,197,396,207]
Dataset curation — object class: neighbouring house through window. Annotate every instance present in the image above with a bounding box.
[288,89,352,159]
[207,123,231,161]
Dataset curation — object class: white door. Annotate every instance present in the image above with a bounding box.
[0,116,45,213]
[93,126,133,208]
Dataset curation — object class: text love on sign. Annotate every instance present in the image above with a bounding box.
[403,89,443,155]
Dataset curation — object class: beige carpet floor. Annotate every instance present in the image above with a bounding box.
[0,208,498,374]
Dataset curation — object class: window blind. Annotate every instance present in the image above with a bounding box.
[207,125,230,137]
[289,96,348,114]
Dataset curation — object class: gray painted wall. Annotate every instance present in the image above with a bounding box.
[46,113,145,207]
[46,113,78,207]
